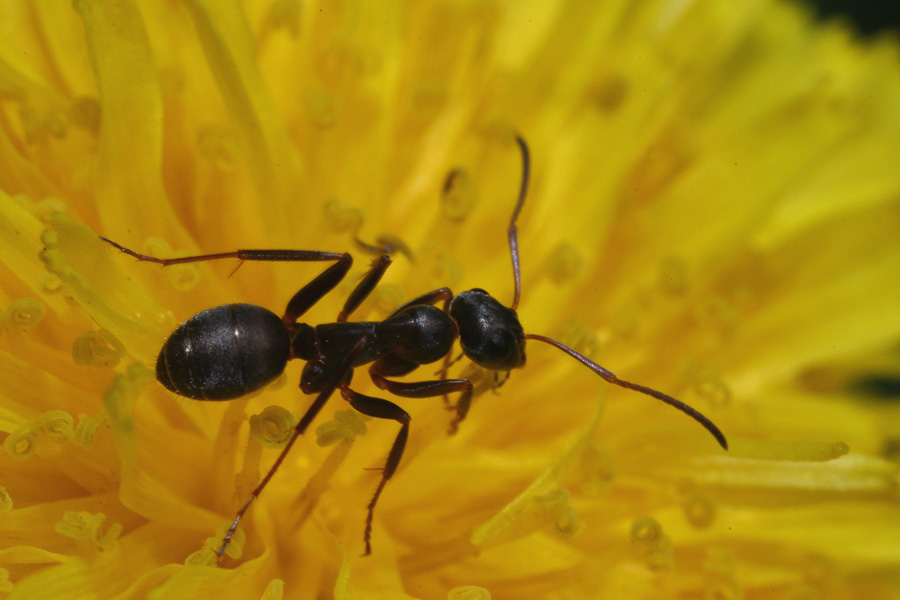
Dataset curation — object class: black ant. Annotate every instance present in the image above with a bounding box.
[100,135,727,561]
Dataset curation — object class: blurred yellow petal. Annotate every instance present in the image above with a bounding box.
[1,0,899,599]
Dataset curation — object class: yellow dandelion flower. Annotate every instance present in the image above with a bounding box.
[2,0,899,598]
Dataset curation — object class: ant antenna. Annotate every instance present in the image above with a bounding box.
[525,334,728,449]
[508,135,530,311]
[502,135,726,450]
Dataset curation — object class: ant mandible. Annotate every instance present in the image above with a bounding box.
[101,134,728,561]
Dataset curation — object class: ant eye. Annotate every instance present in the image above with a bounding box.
[491,333,511,359]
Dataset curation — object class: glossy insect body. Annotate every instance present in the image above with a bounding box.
[101,134,727,562]
[157,301,459,402]
[449,288,526,371]
[100,239,482,559]
[156,304,291,400]
[293,304,458,394]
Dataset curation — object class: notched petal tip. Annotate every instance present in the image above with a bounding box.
[4,411,77,460]
[441,168,478,222]
[5,298,46,332]
[545,242,585,286]
[54,511,122,551]
[629,516,664,547]
[682,491,718,529]
[0,568,12,593]
[471,485,583,547]
[251,405,298,448]
[0,485,12,513]
[629,516,673,571]
[3,426,38,460]
[315,409,368,447]
[728,437,851,461]
[448,585,492,600]
[72,329,125,368]
[261,578,285,600]
[74,411,107,449]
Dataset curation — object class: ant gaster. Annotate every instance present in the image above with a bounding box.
[101,135,728,561]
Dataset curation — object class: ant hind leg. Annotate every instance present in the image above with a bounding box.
[340,386,411,555]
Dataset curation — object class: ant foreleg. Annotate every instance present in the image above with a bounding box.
[339,386,411,556]
[369,372,474,435]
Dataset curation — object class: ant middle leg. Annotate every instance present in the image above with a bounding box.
[368,371,474,435]
[340,386,411,556]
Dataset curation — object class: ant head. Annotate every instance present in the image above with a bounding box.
[472,134,727,450]
[449,289,526,371]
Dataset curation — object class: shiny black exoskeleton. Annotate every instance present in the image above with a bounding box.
[157,301,457,401]
[449,288,526,371]
[156,303,291,400]
[101,134,727,563]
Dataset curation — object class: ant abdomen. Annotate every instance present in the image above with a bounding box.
[156,303,291,401]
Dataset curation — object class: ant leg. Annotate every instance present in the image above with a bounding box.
[354,231,414,262]
[369,353,418,378]
[285,253,391,324]
[388,288,453,317]
[100,236,346,267]
[340,386,411,556]
[282,254,353,324]
[98,236,359,325]
[338,255,392,322]
[281,250,390,324]
[369,372,474,435]
[215,336,369,561]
